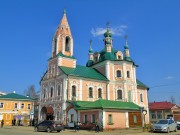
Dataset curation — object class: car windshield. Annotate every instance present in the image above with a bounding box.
[157,120,168,124]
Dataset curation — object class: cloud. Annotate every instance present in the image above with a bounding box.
[91,25,128,37]
[165,76,174,80]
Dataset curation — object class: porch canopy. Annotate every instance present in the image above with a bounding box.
[73,99,140,111]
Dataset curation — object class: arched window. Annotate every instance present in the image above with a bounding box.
[89,87,93,98]
[127,71,130,78]
[116,70,121,78]
[57,111,60,120]
[117,90,122,100]
[140,93,143,102]
[72,85,76,97]
[118,55,122,60]
[98,88,102,98]
[65,37,70,52]
[51,87,53,97]
[44,89,46,99]
[57,85,61,96]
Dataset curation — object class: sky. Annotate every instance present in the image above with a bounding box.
[0,0,180,104]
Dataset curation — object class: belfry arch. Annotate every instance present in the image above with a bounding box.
[41,106,54,120]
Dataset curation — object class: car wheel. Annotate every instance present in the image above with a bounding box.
[34,127,38,132]
[57,130,61,132]
[167,128,170,133]
[47,127,51,133]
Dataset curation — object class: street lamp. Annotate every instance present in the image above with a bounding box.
[143,110,147,128]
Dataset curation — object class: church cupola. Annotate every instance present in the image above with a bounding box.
[124,35,134,63]
[86,39,94,67]
[103,22,113,52]
[124,35,130,57]
[51,9,74,58]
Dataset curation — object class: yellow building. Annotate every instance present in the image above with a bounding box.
[0,92,34,126]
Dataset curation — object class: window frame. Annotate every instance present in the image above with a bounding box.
[0,102,4,108]
[91,114,95,123]
[28,104,31,109]
[108,114,113,124]
[21,103,24,109]
[116,70,122,78]
[127,71,130,78]
[57,85,61,96]
[51,87,53,97]
[117,90,122,100]
[65,36,70,52]
[140,93,143,102]
[89,87,93,98]
[14,103,18,109]
[98,88,102,98]
[72,85,76,97]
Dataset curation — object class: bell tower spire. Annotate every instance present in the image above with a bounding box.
[49,10,76,69]
[51,10,73,58]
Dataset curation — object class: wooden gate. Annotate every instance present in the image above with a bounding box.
[128,112,142,127]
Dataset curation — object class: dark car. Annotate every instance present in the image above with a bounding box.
[34,120,64,133]
[177,120,180,130]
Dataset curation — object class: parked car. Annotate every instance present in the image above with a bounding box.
[34,120,64,133]
[153,119,177,133]
[177,120,180,130]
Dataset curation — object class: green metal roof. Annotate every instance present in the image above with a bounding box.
[74,99,140,110]
[136,79,149,90]
[0,93,35,101]
[99,48,117,62]
[59,65,108,81]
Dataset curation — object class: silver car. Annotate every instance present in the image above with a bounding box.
[153,119,177,133]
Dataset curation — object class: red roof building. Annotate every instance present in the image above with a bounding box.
[149,101,175,110]
[149,101,180,123]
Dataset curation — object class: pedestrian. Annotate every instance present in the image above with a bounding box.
[14,118,16,126]
[1,119,4,128]
[74,121,77,131]
[95,119,99,133]
[77,121,81,131]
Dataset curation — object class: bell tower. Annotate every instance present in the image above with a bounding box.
[52,10,74,58]
[49,10,76,72]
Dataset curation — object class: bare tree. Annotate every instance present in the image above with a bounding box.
[24,85,38,99]
[170,96,176,104]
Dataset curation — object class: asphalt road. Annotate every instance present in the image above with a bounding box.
[0,126,180,135]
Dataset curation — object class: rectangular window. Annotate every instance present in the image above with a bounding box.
[108,114,113,124]
[91,114,95,123]
[157,112,162,119]
[140,94,143,102]
[116,70,121,78]
[133,115,137,123]
[28,104,31,109]
[127,71,130,78]
[0,103,4,108]
[84,115,88,123]
[14,103,18,109]
[21,103,24,109]
[151,113,156,119]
